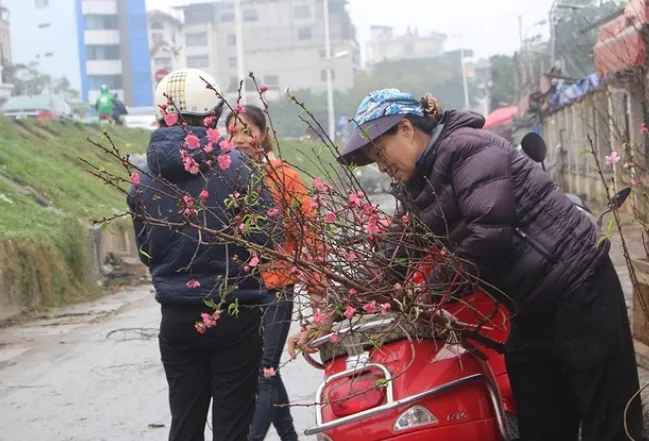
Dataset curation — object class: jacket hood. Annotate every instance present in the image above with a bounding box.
[147,126,219,182]
[441,109,486,133]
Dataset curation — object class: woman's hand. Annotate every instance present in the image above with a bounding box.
[287,315,335,359]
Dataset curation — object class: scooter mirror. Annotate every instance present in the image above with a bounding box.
[597,186,632,227]
[610,186,631,210]
[520,132,548,163]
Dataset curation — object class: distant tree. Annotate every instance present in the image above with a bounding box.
[489,54,517,111]
[1,62,79,101]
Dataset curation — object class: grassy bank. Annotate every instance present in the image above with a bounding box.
[0,118,150,314]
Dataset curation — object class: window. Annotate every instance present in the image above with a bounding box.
[187,55,209,68]
[227,34,236,45]
[321,69,335,81]
[295,5,310,18]
[38,23,50,29]
[35,0,49,8]
[151,32,164,44]
[89,74,122,90]
[87,45,120,60]
[186,32,208,47]
[297,27,312,40]
[150,21,164,30]
[243,9,258,21]
[221,12,234,22]
[229,56,237,68]
[85,15,119,30]
[264,75,279,87]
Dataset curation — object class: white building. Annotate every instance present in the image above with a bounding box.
[366,26,447,66]
[148,9,185,93]
[176,0,360,101]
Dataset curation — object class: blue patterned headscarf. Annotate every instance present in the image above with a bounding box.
[338,89,426,166]
[354,89,424,125]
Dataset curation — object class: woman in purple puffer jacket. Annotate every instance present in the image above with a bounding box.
[330,88,642,441]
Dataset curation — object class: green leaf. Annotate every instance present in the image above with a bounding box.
[596,233,612,249]
[579,147,592,158]
[227,299,240,317]
[100,222,116,236]
[139,246,152,259]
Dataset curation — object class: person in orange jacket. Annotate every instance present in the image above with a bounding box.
[226,105,325,441]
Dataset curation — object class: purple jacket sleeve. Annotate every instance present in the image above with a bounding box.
[451,143,516,260]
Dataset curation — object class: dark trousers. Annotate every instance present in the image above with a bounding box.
[505,257,644,441]
[249,288,299,441]
[159,304,262,441]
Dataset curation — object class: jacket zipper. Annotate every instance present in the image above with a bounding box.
[515,228,558,264]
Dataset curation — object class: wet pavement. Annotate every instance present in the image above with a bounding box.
[1,196,649,440]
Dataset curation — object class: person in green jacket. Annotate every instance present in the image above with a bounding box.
[95,85,115,122]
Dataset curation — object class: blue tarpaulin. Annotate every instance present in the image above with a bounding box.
[549,73,604,110]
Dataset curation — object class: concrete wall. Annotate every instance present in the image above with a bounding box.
[0,223,140,322]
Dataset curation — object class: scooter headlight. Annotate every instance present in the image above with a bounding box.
[316,433,333,441]
[394,405,438,431]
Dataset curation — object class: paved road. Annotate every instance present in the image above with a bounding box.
[1,194,648,440]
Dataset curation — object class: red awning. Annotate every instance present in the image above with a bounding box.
[483,106,518,130]
[594,0,649,75]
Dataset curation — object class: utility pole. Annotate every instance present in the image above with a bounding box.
[460,48,470,109]
[323,0,335,141]
[234,0,246,103]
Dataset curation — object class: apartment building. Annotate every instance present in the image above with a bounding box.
[5,0,153,107]
[148,9,185,83]
[177,0,360,100]
[366,26,447,66]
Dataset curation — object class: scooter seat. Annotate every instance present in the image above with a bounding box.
[318,313,438,363]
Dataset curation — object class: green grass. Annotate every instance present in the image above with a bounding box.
[0,118,149,236]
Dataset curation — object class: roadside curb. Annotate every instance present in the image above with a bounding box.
[635,339,649,371]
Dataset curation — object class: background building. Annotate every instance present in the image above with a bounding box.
[4,0,153,107]
[176,0,360,100]
[148,9,184,94]
[366,26,447,66]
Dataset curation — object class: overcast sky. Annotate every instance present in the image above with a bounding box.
[147,0,556,59]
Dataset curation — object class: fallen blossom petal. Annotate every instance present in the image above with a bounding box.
[263,367,277,378]
[218,154,232,170]
[185,133,201,150]
[129,172,141,185]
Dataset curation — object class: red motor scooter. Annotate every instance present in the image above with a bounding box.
[302,245,514,441]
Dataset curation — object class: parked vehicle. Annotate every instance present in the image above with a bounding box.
[301,144,631,440]
[0,94,76,120]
